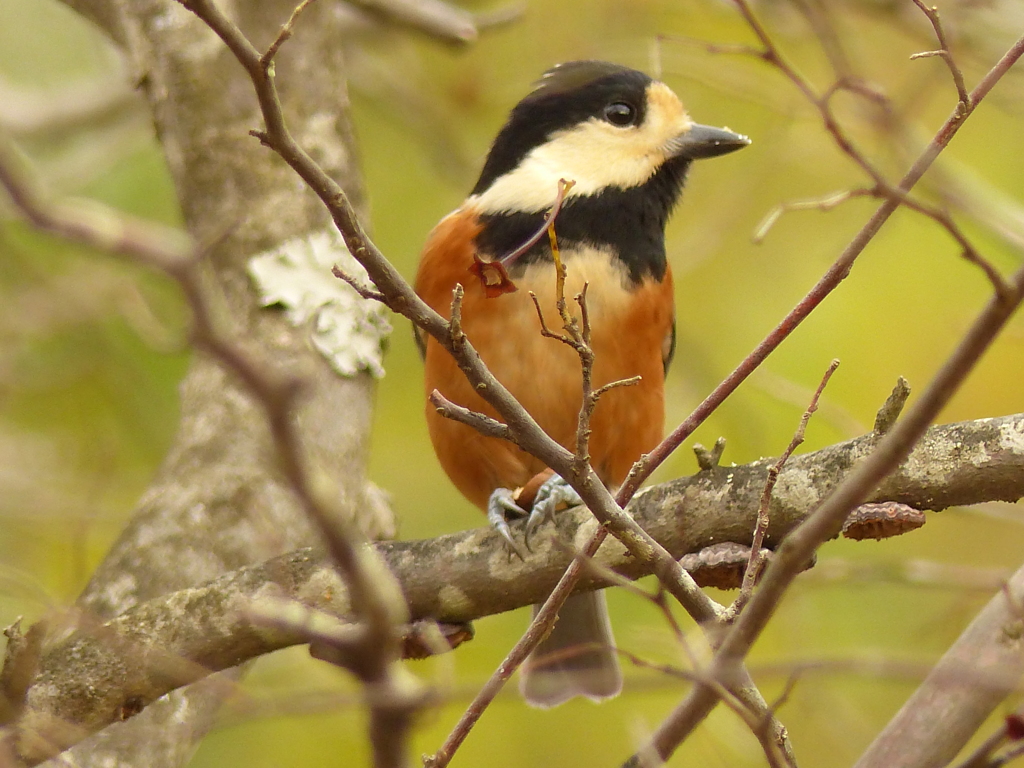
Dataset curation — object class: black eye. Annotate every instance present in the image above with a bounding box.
[603,102,636,127]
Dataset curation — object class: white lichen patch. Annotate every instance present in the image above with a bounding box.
[773,467,821,509]
[297,565,351,615]
[438,584,472,615]
[97,570,139,614]
[248,229,391,378]
[452,531,486,559]
[999,420,1024,455]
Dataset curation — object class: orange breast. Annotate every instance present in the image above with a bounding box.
[415,207,674,510]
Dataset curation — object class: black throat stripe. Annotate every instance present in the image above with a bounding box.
[474,157,690,284]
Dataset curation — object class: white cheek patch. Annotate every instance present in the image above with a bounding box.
[473,81,692,215]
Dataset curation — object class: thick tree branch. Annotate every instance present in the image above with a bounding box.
[24,0,408,765]
[627,258,1024,767]
[5,412,1024,764]
[174,3,734,738]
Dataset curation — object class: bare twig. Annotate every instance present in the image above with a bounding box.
[616,20,1024,505]
[0,138,190,271]
[0,99,411,767]
[729,359,840,618]
[855,565,1024,768]
[261,0,318,67]
[753,188,874,243]
[626,246,1024,768]
[621,27,1024,768]
[873,377,912,435]
[332,263,387,302]
[693,437,727,471]
[427,390,511,441]
[910,0,971,109]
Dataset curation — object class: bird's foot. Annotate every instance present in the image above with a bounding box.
[526,473,583,542]
[486,473,584,558]
[487,487,530,560]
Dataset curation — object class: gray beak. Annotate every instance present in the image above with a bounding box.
[672,124,751,160]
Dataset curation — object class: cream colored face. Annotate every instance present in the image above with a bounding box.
[472,82,692,215]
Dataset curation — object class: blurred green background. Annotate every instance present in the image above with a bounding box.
[1,0,1023,765]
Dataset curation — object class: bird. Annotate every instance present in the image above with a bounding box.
[415,60,749,707]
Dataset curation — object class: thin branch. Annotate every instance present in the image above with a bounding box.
[332,263,387,302]
[616,26,1024,504]
[0,112,411,767]
[744,0,1004,295]
[910,0,971,108]
[873,377,912,435]
[0,138,190,272]
[855,565,1024,768]
[261,0,318,67]
[753,188,874,244]
[729,359,840,618]
[592,376,642,399]
[626,245,1024,768]
[4,409,1024,761]
[427,390,511,441]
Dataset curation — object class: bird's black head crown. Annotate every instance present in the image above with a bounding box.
[469,61,749,284]
[471,61,653,196]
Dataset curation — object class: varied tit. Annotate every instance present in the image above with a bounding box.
[415,60,749,707]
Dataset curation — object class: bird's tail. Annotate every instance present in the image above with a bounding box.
[520,590,622,708]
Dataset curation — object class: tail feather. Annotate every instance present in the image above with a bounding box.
[520,591,622,708]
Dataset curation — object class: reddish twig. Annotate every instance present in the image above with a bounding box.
[729,359,840,619]
[616,21,1024,505]
[626,230,1024,768]
[469,178,575,297]
[618,25,1024,768]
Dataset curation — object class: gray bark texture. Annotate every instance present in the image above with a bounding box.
[853,560,1024,768]
[7,412,1024,764]
[23,1,389,766]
